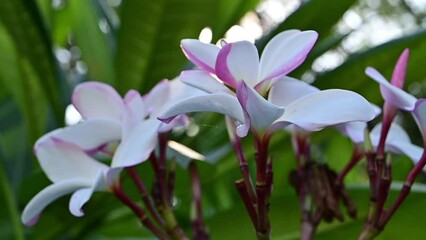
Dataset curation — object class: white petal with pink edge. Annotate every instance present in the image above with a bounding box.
[35,119,121,151]
[237,81,284,136]
[180,70,230,94]
[258,30,318,83]
[35,138,109,183]
[276,89,375,131]
[181,39,220,74]
[21,179,92,226]
[366,67,416,111]
[215,41,259,87]
[72,82,125,121]
[268,77,319,107]
[158,93,245,124]
[111,119,161,168]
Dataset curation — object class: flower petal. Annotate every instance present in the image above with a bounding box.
[388,141,423,164]
[180,70,230,93]
[69,170,107,217]
[370,122,411,145]
[181,39,220,74]
[35,119,121,151]
[72,82,125,121]
[412,99,426,144]
[335,121,367,144]
[268,76,319,107]
[21,180,91,226]
[276,89,375,131]
[35,138,109,183]
[158,93,245,124]
[69,188,93,217]
[215,41,259,87]
[365,67,416,111]
[111,119,161,168]
[124,90,146,121]
[143,80,170,116]
[371,123,423,162]
[258,30,318,83]
[237,81,284,136]
[391,49,409,88]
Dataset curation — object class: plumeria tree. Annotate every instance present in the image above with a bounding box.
[2,0,426,239]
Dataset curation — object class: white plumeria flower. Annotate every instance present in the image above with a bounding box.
[161,71,376,137]
[22,79,205,225]
[21,138,112,226]
[181,30,318,94]
[164,30,376,137]
[48,79,204,168]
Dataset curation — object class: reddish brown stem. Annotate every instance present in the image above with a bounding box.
[126,167,166,227]
[380,150,426,226]
[189,162,209,240]
[336,145,364,186]
[112,184,170,239]
[236,180,259,231]
[254,134,271,239]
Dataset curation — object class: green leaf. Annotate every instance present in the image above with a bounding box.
[115,0,218,93]
[69,0,115,85]
[0,0,66,125]
[314,29,426,105]
[0,23,48,143]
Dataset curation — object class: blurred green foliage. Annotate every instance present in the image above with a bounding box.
[1,0,426,239]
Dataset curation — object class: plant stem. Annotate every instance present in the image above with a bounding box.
[189,162,209,240]
[226,117,257,204]
[254,133,271,239]
[126,167,166,227]
[336,145,364,186]
[112,184,170,240]
[379,150,426,226]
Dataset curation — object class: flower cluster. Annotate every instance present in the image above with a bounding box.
[21,29,426,240]
[22,79,205,236]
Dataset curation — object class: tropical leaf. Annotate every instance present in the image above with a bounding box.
[69,0,115,85]
[314,29,426,104]
[0,0,65,125]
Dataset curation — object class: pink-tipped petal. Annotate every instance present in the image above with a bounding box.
[180,70,230,93]
[158,93,245,124]
[72,82,125,121]
[111,119,161,168]
[21,180,91,226]
[181,39,220,74]
[391,49,410,88]
[366,67,417,111]
[237,81,284,134]
[258,30,318,83]
[277,89,375,131]
[215,41,259,87]
[268,77,319,107]
[35,119,121,151]
[35,138,109,183]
